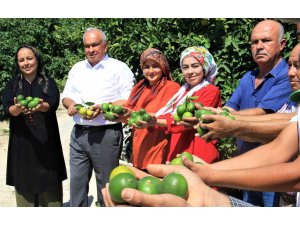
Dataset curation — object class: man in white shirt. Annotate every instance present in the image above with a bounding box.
[62,28,134,207]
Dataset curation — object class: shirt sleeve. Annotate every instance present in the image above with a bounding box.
[61,68,81,103]
[225,81,243,110]
[117,64,135,100]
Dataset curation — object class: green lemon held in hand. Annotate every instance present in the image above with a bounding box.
[16,94,24,102]
[101,103,109,113]
[142,113,151,122]
[109,173,138,203]
[27,100,39,109]
[170,157,184,166]
[113,105,124,115]
[161,172,188,198]
[26,96,33,102]
[138,176,162,195]
[19,100,28,107]
[109,165,134,181]
[176,105,186,116]
[182,111,194,119]
[179,152,194,162]
[173,113,181,122]
[186,102,195,113]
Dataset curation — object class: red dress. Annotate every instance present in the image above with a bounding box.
[162,84,222,163]
[128,80,180,169]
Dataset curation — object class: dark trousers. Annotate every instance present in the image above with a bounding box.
[15,186,63,207]
[70,123,123,207]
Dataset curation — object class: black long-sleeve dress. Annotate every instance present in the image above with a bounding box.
[2,75,67,193]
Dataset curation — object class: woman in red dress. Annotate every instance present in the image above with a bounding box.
[155,46,222,163]
[123,48,180,169]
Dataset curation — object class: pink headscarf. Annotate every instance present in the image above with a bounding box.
[127,48,173,108]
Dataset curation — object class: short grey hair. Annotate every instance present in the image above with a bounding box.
[83,28,107,43]
[278,22,285,43]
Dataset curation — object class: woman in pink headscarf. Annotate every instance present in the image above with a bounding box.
[155,46,222,163]
[124,48,180,169]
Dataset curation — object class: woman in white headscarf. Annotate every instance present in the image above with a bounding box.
[155,46,222,163]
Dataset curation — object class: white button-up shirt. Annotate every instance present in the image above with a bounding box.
[62,54,135,126]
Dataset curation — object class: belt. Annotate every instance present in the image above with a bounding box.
[74,123,122,131]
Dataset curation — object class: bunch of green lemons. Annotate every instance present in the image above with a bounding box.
[16,94,41,110]
[173,96,203,122]
[127,109,151,126]
[108,165,189,204]
[170,151,194,166]
[101,102,125,121]
[196,108,235,136]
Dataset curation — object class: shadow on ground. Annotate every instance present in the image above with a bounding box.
[63,195,94,207]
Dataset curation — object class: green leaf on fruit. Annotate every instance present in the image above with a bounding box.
[188,96,199,101]
[84,102,95,106]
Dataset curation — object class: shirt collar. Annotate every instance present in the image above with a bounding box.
[85,54,109,69]
[251,58,287,78]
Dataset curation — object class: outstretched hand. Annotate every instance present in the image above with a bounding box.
[102,164,220,207]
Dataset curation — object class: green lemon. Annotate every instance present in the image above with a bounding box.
[138,176,162,195]
[169,157,184,166]
[27,100,39,109]
[182,111,194,119]
[161,172,188,198]
[26,96,33,102]
[179,152,194,162]
[109,173,138,203]
[101,103,109,113]
[113,105,124,115]
[33,97,40,102]
[105,111,116,121]
[173,113,181,122]
[19,99,28,107]
[127,117,135,126]
[109,165,135,182]
[130,111,139,118]
[194,109,203,119]
[219,111,230,116]
[16,94,24,102]
[108,103,114,111]
[201,109,215,123]
[176,105,186,116]
[186,102,195,113]
[134,115,143,126]
[142,113,151,122]
[138,108,146,116]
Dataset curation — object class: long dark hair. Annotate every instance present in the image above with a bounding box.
[14,45,49,94]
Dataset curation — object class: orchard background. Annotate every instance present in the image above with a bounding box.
[0,18,298,159]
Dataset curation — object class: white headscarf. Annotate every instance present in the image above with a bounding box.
[180,46,218,84]
[156,46,218,116]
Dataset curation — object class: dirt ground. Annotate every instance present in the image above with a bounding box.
[0,105,98,207]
